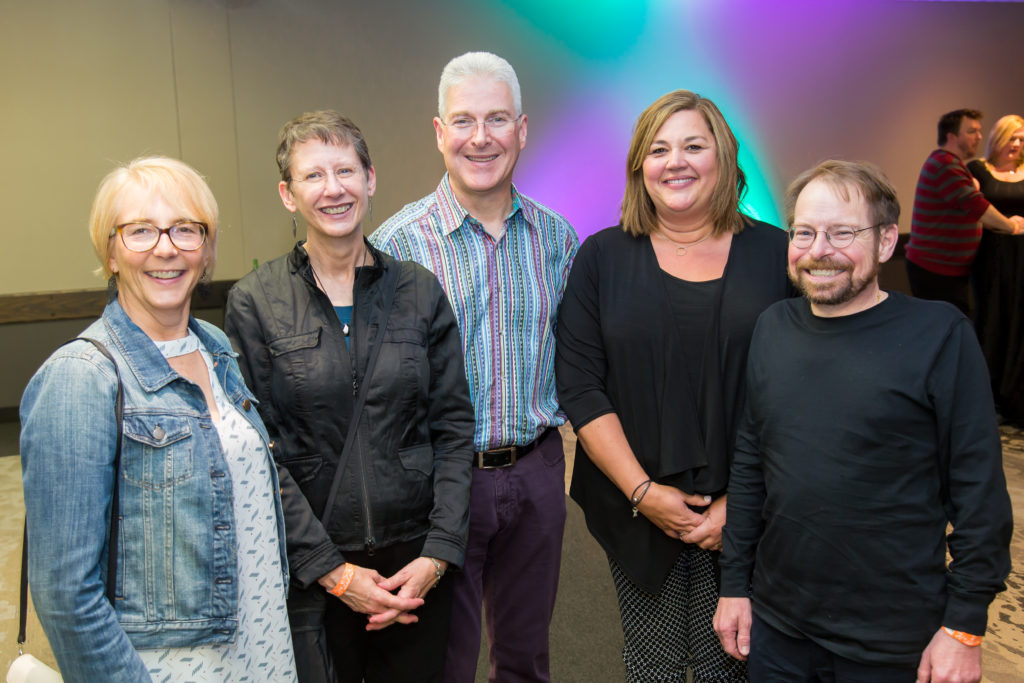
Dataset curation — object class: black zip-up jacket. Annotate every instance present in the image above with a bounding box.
[224,241,474,589]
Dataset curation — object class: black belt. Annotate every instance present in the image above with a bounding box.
[473,428,555,468]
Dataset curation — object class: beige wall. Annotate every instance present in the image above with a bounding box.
[2,1,240,292]
[2,0,1024,408]
[1,0,507,296]
[4,0,1024,296]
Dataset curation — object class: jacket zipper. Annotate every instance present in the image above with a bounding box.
[350,271,376,556]
[307,256,378,555]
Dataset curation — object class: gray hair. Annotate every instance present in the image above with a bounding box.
[438,52,522,119]
[276,110,372,184]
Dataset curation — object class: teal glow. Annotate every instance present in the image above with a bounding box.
[493,0,648,60]
[732,123,783,227]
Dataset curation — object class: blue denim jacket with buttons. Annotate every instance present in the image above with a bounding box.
[20,299,288,683]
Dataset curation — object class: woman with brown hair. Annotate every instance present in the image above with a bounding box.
[556,90,794,681]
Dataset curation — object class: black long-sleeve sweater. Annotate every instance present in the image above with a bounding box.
[720,292,1013,666]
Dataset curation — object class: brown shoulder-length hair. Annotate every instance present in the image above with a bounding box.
[621,90,749,237]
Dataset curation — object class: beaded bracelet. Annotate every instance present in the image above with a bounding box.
[942,627,982,647]
[630,479,653,518]
[328,563,356,597]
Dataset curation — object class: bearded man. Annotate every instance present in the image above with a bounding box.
[713,160,1012,683]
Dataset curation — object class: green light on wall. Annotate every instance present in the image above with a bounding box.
[495,0,649,59]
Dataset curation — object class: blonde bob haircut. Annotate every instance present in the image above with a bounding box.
[89,156,219,280]
[621,90,749,238]
[985,114,1024,167]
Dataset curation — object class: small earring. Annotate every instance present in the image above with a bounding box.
[368,198,374,227]
[292,214,298,239]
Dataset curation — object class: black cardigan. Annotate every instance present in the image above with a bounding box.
[555,220,795,592]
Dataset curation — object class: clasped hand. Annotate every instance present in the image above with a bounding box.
[636,484,726,550]
[319,556,446,631]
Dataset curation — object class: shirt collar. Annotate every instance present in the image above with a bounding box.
[102,297,233,392]
[434,173,527,237]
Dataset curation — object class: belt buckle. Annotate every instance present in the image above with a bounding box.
[476,446,518,469]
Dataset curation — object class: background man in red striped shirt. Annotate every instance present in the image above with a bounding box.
[904,109,1023,315]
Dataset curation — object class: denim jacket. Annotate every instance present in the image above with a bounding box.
[19,299,288,683]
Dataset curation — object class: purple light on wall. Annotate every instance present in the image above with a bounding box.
[515,89,635,239]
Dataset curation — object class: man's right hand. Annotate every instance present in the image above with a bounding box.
[318,563,424,628]
[713,596,752,661]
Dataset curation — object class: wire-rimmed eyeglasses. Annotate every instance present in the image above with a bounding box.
[787,224,882,249]
[442,114,521,136]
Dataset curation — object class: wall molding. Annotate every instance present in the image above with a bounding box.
[0,280,235,325]
[0,237,911,325]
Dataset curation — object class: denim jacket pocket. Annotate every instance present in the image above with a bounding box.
[117,412,218,627]
[122,414,194,489]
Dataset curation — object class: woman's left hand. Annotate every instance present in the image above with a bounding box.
[680,495,727,551]
[365,557,448,631]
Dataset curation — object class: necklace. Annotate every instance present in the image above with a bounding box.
[307,246,369,337]
[654,229,712,256]
[987,160,1022,177]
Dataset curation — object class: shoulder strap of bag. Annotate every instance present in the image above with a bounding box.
[18,337,123,649]
[319,265,401,524]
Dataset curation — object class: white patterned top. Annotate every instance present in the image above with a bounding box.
[138,332,297,682]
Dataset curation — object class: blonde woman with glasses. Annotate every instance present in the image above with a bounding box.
[20,156,296,682]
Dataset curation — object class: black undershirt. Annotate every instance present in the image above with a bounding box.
[661,272,720,431]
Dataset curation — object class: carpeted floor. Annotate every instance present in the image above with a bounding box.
[1,424,1021,682]
[982,424,1024,682]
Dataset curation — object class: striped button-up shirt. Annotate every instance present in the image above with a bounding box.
[371,174,578,450]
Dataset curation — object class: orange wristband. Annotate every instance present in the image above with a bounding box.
[942,626,982,647]
[327,563,355,597]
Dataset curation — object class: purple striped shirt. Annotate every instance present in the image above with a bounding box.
[371,174,578,450]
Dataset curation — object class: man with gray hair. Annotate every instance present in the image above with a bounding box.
[714,159,1012,682]
[372,52,578,682]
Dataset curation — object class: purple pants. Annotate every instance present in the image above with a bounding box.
[443,428,567,683]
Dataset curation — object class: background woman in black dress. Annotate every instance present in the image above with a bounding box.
[968,114,1024,424]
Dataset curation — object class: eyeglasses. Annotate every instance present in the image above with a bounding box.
[443,114,520,136]
[292,167,359,187]
[787,224,881,249]
[113,221,208,252]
